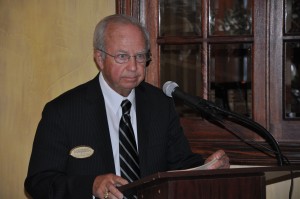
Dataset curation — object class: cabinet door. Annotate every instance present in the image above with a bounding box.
[116,0,300,165]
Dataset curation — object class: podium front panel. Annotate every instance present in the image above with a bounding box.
[137,173,266,199]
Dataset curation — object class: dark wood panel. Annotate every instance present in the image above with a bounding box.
[187,136,300,166]
[116,0,141,18]
[157,36,254,44]
[180,117,300,165]
[178,110,300,165]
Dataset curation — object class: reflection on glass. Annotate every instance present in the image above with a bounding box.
[209,0,252,36]
[285,0,300,34]
[209,43,252,117]
[285,42,300,118]
[159,0,201,36]
[160,44,202,116]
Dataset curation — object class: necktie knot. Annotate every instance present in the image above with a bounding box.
[121,99,131,116]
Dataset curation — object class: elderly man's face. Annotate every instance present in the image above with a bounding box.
[95,23,147,97]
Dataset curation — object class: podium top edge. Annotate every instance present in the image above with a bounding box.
[118,165,300,192]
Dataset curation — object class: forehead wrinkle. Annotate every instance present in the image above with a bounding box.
[105,23,146,53]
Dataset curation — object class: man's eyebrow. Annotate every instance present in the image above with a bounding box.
[116,49,147,54]
[136,50,148,54]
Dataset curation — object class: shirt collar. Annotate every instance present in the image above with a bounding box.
[99,72,136,114]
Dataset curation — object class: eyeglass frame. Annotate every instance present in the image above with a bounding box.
[99,49,152,64]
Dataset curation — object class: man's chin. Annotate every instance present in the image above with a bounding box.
[123,79,141,87]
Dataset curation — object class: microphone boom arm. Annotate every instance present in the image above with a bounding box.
[195,96,284,166]
[168,84,285,166]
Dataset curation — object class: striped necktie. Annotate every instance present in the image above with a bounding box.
[119,99,140,183]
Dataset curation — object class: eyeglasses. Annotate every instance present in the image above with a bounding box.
[99,50,151,64]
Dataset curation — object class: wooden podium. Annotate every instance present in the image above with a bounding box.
[118,166,300,199]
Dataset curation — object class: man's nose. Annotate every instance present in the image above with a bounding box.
[127,56,138,70]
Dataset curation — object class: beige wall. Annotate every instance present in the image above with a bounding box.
[267,178,300,199]
[0,0,115,198]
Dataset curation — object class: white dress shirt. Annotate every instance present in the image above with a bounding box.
[99,72,138,176]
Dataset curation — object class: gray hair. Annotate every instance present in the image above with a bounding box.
[93,14,150,56]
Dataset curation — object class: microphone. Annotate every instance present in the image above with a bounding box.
[162,81,285,166]
[163,81,179,97]
[163,81,224,119]
[163,81,209,108]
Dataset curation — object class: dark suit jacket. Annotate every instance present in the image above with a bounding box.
[25,74,203,199]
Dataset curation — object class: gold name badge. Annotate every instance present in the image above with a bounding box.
[70,146,94,158]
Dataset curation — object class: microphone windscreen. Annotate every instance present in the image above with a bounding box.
[162,81,178,97]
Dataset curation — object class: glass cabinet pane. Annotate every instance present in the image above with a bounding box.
[209,43,252,117]
[160,44,202,95]
[285,0,300,34]
[209,0,252,36]
[284,42,300,118]
[159,0,201,36]
[160,44,202,116]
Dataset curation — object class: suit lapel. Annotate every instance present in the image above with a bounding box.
[135,83,152,177]
[85,75,116,174]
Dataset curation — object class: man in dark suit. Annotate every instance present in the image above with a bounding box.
[25,14,229,199]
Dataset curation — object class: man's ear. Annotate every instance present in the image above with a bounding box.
[94,50,104,70]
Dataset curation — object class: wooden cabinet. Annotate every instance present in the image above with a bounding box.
[116,0,300,165]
